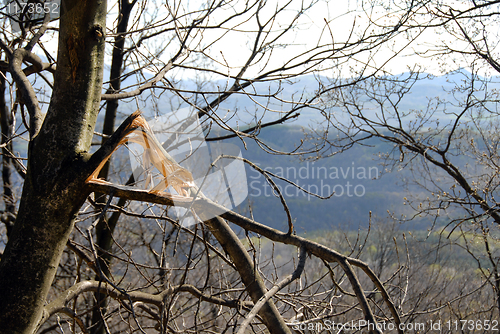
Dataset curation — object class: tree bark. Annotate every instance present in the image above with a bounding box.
[0,69,15,237]
[0,1,107,333]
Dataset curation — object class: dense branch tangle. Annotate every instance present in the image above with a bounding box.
[69,111,398,333]
[317,1,500,318]
[0,0,432,333]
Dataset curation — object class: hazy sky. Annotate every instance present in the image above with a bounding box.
[8,0,498,81]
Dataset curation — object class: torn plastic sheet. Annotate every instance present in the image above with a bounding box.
[127,108,248,226]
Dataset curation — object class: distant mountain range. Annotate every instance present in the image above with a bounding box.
[16,70,500,231]
[193,71,499,232]
[116,69,500,131]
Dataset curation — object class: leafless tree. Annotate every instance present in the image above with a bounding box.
[7,0,498,333]
[0,0,423,333]
[314,0,500,323]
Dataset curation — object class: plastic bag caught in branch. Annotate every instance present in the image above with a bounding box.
[87,110,195,197]
[126,116,195,196]
[89,108,248,227]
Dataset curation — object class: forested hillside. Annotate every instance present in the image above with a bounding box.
[232,125,406,231]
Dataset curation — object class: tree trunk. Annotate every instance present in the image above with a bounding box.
[0,1,107,333]
[91,2,134,332]
[0,69,15,237]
